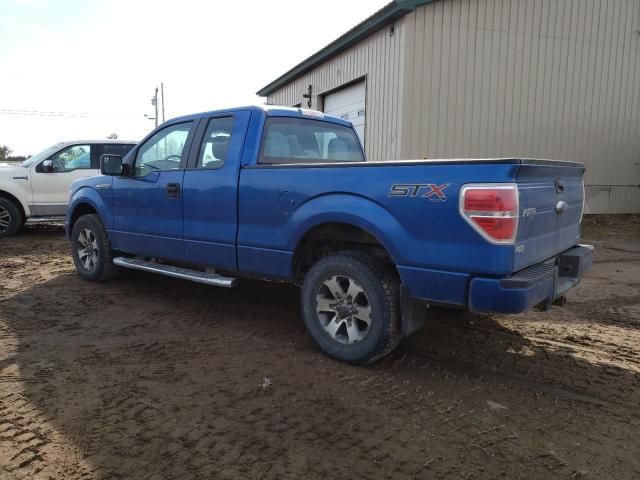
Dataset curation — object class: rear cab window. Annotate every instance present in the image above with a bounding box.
[99,143,136,157]
[258,117,364,164]
[96,143,136,168]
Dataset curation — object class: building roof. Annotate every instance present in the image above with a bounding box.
[256,0,435,97]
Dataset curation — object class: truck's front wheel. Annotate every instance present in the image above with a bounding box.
[71,214,119,282]
[0,198,23,238]
[301,251,401,364]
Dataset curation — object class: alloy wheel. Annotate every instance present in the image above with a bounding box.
[0,205,11,233]
[315,274,372,344]
[77,228,99,271]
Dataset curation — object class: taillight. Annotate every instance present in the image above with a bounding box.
[460,184,519,244]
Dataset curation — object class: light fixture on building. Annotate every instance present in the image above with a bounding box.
[302,85,312,108]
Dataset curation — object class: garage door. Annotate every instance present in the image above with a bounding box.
[323,81,366,148]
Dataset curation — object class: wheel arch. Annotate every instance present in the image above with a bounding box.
[68,202,99,233]
[286,194,406,280]
[0,189,27,220]
[67,186,112,238]
[292,220,400,283]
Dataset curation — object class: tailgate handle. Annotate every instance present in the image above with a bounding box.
[554,179,565,193]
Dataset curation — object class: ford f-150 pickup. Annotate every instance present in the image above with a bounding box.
[0,140,135,237]
[66,105,593,364]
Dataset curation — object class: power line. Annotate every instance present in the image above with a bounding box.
[0,109,140,119]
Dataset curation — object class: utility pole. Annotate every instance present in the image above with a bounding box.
[152,87,159,127]
[145,85,164,126]
[161,83,165,123]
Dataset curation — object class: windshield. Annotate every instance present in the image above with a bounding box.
[20,143,66,167]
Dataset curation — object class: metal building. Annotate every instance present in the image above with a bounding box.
[258,0,640,214]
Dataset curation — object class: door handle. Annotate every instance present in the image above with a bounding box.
[166,183,181,198]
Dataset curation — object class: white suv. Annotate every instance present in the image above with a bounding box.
[0,140,136,237]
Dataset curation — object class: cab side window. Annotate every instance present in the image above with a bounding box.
[134,122,193,176]
[51,145,92,172]
[197,117,234,169]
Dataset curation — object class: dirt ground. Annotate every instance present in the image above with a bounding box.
[0,216,639,480]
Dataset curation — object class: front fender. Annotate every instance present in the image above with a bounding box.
[67,186,112,236]
[0,181,31,217]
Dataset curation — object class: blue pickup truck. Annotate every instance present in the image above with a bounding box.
[66,105,593,364]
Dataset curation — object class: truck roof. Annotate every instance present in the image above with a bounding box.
[167,105,353,128]
[51,139,138,147]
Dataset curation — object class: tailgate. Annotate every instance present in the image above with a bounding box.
[514,161,585,271]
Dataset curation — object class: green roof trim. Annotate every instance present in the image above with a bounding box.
[256,0,435,97]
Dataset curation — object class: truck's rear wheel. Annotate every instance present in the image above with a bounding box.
[301,251,401,364]
[71,214,119,281]
[0,198,23,238]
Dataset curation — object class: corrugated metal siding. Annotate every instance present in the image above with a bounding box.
[402,0,640,213]
[266,0,639,213]
[265,18,406,162]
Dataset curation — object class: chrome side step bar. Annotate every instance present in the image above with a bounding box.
[113,257,238,288]
[26,216,65,224]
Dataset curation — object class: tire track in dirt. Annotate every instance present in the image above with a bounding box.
[396,299,640,413]
[0,392,50,478]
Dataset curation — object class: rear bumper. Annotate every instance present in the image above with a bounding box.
[468,244,594,314]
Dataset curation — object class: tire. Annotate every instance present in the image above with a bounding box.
[0,197,23,238]
[70,214,119,281]
[301,251,401,364]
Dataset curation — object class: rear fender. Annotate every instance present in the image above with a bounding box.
[288,193,405,265]
[287,194,470,307]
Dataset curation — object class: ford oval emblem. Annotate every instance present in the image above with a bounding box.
[555,200,568,214]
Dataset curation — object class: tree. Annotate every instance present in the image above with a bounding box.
[0,145,12,161]
[107,133,118,139]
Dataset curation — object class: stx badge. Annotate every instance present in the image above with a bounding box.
[389,183,450,202]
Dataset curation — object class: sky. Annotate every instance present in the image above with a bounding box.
[0,0,389,156]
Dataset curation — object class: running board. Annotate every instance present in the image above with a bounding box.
[113,257,238,288]
[26,216,65,224]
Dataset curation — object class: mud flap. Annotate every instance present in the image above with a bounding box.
[400,285,426,337]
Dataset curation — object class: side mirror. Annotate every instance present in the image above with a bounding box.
[100,154,124,176]
[41,159,54,173]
